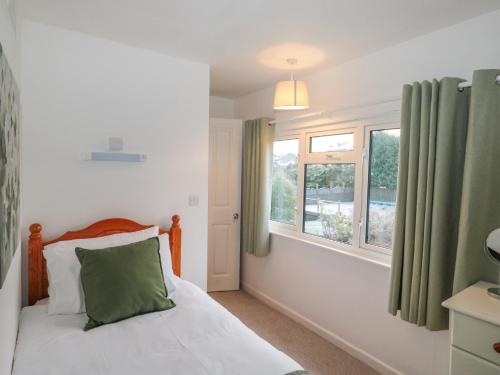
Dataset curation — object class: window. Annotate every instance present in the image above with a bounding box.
[271,139,299,225]
[269,122,400,260]
[365,129,400,249]
[303,164,355,244]
[310,133,354,152]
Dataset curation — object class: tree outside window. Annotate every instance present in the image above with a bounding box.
[271,139,299,225]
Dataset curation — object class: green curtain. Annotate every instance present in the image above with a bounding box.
[242,118,274,257]
[389,69,500,331]
[453,70,500,293]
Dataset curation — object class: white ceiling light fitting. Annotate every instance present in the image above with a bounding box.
[273,58,310,111]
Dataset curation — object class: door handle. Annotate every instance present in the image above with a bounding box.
[233,213,239,220]
[494,342,500,354]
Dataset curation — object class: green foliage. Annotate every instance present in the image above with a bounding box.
[369,131,399,189]
[271,161,297,224]
[305,164,355,189]
[321,212,353,243]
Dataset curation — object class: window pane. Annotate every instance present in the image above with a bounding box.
[303,164,355,244]
[271,139,299,225]
[366,129,400,249]
[310,133,354,152]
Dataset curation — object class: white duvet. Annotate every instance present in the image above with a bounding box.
[13,278,303,375]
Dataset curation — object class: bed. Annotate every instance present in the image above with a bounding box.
[13,215,306,375]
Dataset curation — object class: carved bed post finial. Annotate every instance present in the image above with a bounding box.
[29,223,42,239]
[172,214,180,228]
[28,224,44,305]
[169,215,182,277]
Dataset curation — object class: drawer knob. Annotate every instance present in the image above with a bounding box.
[494,343,500,354]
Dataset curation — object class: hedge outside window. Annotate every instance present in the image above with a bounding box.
[271,139,299,225]
[366,129,400,249]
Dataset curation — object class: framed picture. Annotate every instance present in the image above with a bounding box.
[0,41,20,288]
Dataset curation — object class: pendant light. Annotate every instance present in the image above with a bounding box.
[273,58,310,110]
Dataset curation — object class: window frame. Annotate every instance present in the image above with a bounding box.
[269,119,400,264]
[302,126,363,248]
[309,131,355,154]
[359,123,401,256]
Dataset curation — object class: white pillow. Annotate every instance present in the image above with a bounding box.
[35,298,49,306]
[44,226,159,315]
[158,233,177,295]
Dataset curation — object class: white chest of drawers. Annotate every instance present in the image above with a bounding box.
[443,282,500,375]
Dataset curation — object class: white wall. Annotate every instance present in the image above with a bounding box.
[0,2,21,375]
[20,21,210,298]
[235,9,500,121]
[235,9,500,375]
[209,95,235,118]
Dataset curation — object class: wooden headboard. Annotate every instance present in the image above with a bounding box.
[28,215,181,305]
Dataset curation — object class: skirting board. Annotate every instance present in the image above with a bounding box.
[242,281,402,375]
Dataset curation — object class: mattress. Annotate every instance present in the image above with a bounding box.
[12,277,303,375]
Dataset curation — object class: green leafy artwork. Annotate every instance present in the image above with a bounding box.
[0,42,20,288]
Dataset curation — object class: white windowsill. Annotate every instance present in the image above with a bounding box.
[269,225,392,269]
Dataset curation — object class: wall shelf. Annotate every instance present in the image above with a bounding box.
[81,152,147,162]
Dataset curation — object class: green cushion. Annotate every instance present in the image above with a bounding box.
[76,237,175,331]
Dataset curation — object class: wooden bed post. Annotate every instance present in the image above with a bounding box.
[169,215,182,277]
[28,224,44,305]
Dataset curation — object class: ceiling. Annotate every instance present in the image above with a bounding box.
[18,0,500,98]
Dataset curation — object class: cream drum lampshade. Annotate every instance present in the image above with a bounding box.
[273,57,310,110]
[273,79,309,110]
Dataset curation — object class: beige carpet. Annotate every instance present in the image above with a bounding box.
[209,290,378,375]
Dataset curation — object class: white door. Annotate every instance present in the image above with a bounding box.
[208,118,242,292]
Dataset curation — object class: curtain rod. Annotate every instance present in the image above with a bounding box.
[270,75,500,125]
[269,96,401,125]
[458,74,500,89]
